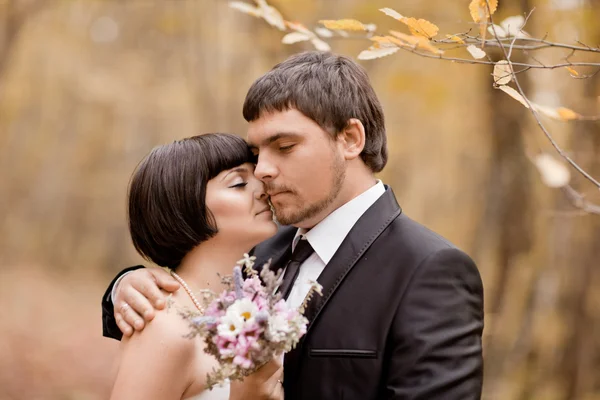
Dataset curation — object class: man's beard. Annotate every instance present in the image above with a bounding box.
[272,155,345,226]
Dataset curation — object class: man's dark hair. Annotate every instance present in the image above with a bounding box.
[127,133,254,269]
[242,51,387,172]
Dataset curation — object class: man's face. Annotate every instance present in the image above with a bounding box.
[247,109,346,228]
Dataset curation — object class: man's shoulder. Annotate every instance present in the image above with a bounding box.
[380,212,465,256]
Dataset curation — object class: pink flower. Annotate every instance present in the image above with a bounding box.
[273,299,287,313]
[233,355,253,369]
[243,276,264,294]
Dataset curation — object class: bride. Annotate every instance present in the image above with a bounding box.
[109,133,282,400]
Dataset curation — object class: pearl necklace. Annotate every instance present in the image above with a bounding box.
[170,271,205,313]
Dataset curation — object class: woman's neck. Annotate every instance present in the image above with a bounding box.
[174,240,252,292]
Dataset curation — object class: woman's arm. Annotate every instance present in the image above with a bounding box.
[109,310,195,400]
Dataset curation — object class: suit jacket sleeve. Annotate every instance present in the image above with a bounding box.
[385,248,484,399]
[101,265,145,340]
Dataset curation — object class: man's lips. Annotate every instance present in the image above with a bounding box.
[268,191,289,198]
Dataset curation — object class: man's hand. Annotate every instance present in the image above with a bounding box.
[229,358,284,400]
[113,268,180,337]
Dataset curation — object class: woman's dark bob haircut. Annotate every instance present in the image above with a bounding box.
[128,133,254,269]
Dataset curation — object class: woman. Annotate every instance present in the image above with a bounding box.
[110,133,282,400]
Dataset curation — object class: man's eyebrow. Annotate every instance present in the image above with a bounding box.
[248,132,302,148]
[221,166,249,181]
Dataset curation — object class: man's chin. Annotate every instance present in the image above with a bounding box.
[272,208,299,226]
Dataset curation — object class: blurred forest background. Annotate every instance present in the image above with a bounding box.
[0,0,599,399]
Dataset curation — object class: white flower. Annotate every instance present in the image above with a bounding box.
[268,314,290,341]
[217,313,245,339]
[227,298,259,325]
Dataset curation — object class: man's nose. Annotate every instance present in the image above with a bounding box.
[254,155,278,182]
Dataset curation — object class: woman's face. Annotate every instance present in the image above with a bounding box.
[205,162,277,248]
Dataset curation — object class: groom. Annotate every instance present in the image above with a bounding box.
[102,51,484,399]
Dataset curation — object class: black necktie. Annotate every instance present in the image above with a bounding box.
[278,238,314,300]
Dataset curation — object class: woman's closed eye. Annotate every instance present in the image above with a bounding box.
[230,182,248,189]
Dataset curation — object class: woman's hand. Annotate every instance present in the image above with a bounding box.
[229,358,284,400]
[113,268,180,336]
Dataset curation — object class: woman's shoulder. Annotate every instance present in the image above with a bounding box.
[111,297,209,398]
[122,296,198,356]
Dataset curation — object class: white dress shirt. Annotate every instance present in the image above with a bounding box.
[286,180,385,309]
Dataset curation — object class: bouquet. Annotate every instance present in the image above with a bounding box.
[174,254,322,389]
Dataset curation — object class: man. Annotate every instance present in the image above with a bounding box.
[102,51,484,399]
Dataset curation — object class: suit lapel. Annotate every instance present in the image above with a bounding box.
[303,187,402,333]
[251,225,296,274]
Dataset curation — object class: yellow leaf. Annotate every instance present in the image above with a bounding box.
[565,66,579,76]
[370,36,397,46]
[446,34,465,44]
[467,44,487,59]
[401,17,439,38]
[389,31,443,54]
[499,85,530,108]
[557,107,580,120]
[530,104,580,121]
[319,19,367,31]
[468,0,498,41]
[358,46,400,60]
[379,7,405,20]
[493,60,512,85]
[532,104,562,120]
[469,0,498,23]
[384,36,408,48]
[480,22,488,43]
[389,30,419,45]
[379,7,439,39]
[417,40,443,55]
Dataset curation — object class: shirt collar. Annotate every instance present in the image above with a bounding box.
[292,180,386,264]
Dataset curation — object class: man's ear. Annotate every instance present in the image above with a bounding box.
[337,118,366,161]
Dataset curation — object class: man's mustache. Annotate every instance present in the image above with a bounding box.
[264,184,295,196]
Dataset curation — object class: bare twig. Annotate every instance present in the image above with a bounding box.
[451,36,600,53]
[562,185,600,215]
[382,45,600,69]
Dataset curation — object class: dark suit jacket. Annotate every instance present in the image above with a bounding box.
[102,187,484,399]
